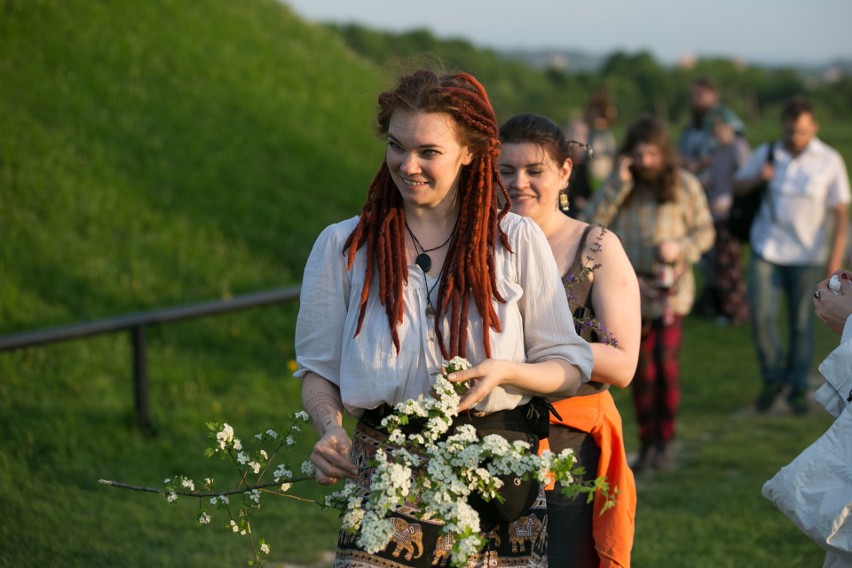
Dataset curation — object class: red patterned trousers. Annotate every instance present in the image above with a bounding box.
[632,315,684,444]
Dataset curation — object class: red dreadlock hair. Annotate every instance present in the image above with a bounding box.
[343,70,512,359]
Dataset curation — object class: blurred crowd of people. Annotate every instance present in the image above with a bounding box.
[564,77,850,423]
[552,79,851,565]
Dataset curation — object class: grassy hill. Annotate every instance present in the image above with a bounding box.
[0,0,385,565]
[1,0,387,327]
[0,1,841,566]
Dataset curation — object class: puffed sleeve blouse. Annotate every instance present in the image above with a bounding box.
[295,212,592,417]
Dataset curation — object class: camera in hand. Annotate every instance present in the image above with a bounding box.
[655,261,676,290]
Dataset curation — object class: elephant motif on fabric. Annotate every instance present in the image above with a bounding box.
[388,517,424,561]
[432,533,453,566]
[508,515,543,553]
[484,527,501,549]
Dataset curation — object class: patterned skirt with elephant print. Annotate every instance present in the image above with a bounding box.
[334,419,548,568]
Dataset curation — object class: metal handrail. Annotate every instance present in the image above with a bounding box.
[0,285,302,433]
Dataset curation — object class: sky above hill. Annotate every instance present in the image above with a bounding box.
[284,0,851,66]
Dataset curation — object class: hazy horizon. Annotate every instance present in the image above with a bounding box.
[283,0,851,67]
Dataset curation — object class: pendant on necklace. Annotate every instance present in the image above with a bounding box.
[426,303,435,317]
[415,253,432,273]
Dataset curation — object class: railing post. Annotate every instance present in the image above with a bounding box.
[131,325,151,434]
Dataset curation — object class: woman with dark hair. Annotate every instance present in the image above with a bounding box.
[295,70,593,566]
[500,113,640,568]
[587,116,714,472]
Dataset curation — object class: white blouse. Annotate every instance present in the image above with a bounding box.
[295,212,592,417]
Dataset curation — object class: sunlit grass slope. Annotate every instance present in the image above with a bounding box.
[0,0,384,565]
[1,0,386,325]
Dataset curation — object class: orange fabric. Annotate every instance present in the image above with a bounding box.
[538,437,556,490]
[548,391,636,568]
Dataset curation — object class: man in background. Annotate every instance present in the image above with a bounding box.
[679,76,744,186]
[735,96,850,415]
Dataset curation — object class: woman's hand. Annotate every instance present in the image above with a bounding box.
[657,240,682,264]
[814,270,852,335]
[309,425,358,485]
[301,372,357,485]
[446,357,583,411]
[616,155,633,184]
[446,359,512,412]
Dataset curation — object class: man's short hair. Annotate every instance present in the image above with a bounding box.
[782,96,814,122]
[691,76,717,92]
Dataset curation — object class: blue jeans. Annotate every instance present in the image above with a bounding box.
[748,253,822,394]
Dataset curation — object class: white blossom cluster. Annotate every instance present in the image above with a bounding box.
[333,358,593,567]
[162,475,197,504]
[215,423,242,451]
[210,495,229,506]
[272,464,292,481]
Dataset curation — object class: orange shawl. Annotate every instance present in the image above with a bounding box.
[540,391,636,568]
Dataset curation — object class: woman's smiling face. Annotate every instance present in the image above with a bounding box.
[385,111,473,211]
[500,141,571,224]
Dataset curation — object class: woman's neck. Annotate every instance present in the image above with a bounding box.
[536,208,569,240]
[404,202,459,237]
[543,214,585,276]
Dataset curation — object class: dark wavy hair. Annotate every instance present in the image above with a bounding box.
[343,70,511,358]
[498,113,573,165]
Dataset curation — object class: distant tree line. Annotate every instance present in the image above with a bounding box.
[331,23,852,130]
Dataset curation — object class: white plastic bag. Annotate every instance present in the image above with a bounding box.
[762,404,852,561]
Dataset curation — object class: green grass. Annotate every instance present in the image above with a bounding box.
[612,315,837,567]
[1,0,849,566]
[0,0,382,565]
[0,0,385,328]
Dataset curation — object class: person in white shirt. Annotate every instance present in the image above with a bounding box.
[762,270,852,567]
[294,70,592,567]
[734,96,850,415]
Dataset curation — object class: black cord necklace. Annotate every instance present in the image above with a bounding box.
[405,219,458,317]
[404,219,457,273]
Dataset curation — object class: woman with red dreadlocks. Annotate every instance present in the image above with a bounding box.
[295,70,592,566]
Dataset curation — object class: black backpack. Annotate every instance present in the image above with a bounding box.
[728,142,775,243]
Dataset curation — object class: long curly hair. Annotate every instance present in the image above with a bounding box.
[343,70,511,358]
[618,115,680,204]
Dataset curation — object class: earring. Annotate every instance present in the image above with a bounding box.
[558,188,570,213]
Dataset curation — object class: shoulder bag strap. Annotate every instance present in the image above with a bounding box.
[764,141,777,222]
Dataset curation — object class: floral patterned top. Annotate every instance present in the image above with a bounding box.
[562,224,608,396]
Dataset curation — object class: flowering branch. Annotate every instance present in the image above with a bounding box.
[103,360,615,567]
[100,412,321,566]
[98,478,317,499]
[327,357,615,567]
